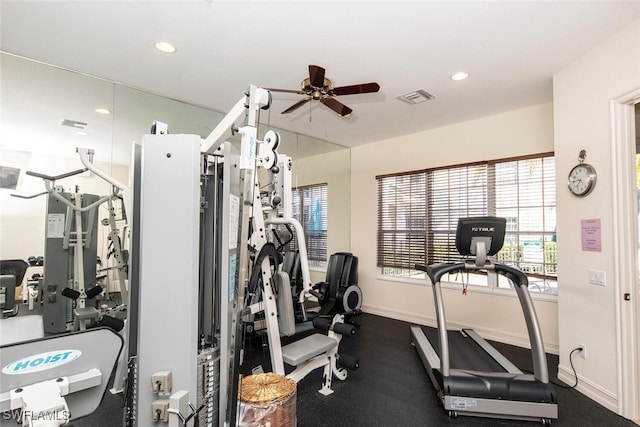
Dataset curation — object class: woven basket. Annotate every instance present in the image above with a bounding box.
[238,373,297,427]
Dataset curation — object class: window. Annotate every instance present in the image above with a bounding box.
[490,156,557,293]
[377,153,556,294]
[377,172,426,278]
[428,163,488,265]
[274,183,328,268]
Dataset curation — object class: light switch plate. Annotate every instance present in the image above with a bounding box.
[589,270,606,286]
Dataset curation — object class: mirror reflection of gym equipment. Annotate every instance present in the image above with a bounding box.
[9,161,129,334]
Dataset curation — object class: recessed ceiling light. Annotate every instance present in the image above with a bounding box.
[76,131,88,136]
[95,108,111,115]
[451,71,470,81]
[155,41,177,53]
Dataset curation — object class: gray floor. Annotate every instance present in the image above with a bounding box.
[76,313,635,426]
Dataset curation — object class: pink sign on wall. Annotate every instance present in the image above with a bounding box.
[581,219,601,252]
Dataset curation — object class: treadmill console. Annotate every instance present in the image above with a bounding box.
[455,217,506,256]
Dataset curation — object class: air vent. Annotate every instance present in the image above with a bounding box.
[61,119,88,129]
[396,89,436,105]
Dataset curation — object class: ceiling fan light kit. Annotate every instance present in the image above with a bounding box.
[268,64,380,117]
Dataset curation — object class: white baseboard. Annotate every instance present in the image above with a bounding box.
[362,303,559,355]
[557,364,618,413]
[361,304,437,327]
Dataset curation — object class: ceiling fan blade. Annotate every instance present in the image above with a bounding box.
[266,87,306,95]
[281,97,312,114]
[332,82,380,96]
[320,97,352,117]
[308,65,326,88]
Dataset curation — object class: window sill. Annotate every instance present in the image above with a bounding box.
[440,281,558,302]
[375,273,429,287]
[376,274,558,302]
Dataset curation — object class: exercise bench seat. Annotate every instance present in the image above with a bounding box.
[273,270,357,395]
[282,334,337,366]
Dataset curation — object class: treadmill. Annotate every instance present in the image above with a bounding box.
[410,217,558,424]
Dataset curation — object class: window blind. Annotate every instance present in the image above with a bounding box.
[428,164,488,265]
[490,155,556,278]
[301,184,328,262]
[376,172,427,269]
[275,183,328,263]
[377,153,556,280]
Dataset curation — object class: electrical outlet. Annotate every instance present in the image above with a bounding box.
[579,344,587,359]
[151,399,169,422]
[151,371,172,394]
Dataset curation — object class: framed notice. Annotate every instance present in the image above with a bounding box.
[581,219,601,252]
[47,213,65,238]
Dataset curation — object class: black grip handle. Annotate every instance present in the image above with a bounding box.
[415,264,428,272]
[312,316,332,331]
[61,287,80,300]
[333,322,356,336]
[337,354,359,370]
[90,315,125,332]
[85,285,103,299]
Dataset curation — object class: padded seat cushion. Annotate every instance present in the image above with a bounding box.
[282,334,336,366]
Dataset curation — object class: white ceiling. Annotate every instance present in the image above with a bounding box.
[2,1,640,150]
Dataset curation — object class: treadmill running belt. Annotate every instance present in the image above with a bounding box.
[420,327,506,373]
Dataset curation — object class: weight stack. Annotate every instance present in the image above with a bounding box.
[197,348,220,426]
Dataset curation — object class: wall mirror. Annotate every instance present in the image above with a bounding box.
[0,53,350,283]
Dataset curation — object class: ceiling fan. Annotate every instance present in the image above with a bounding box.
[267,65,380,117]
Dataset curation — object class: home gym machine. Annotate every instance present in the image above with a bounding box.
[118,83,355,427]
[409,217,557,424]
[243,151,359,396]
[11,160,129,334]
[262,156,362,327]
[114,86,276,427]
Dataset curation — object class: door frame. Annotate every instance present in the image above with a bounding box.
[611,87,640,419]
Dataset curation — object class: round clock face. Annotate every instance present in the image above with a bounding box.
[568,163,596,196]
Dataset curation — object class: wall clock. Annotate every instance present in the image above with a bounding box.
[567,149,597,197]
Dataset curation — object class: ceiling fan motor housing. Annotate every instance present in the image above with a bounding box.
[271,64,380,116]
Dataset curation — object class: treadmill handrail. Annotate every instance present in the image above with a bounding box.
[415,261,550,384]
[416,262,464,285]
[494,264,549,384]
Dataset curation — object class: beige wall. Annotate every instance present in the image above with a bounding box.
[553,18,640,412]
[350,102,559,352]
[293,148,351,283]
